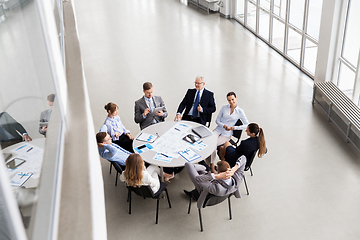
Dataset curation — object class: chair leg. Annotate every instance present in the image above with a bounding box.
[244,175,249,195]
[165,189,171,208]
[115,171,118,186]
[187,196,192,214]
[156,198,159,224]
[128,189,132,214]
[228,196,232,220]
[109,162,112,174]
[250,166,253,176]
[198,209,203,232]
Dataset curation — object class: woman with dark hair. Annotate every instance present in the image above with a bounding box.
[120,153,161,193]
[218,123,266,168]
[208,92,249,172]
[103,102,134,152]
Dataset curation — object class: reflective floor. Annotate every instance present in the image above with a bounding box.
[74,0,360,239]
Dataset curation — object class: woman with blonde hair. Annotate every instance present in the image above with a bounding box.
[103,102,134,152]
[120,153,161,193]
[218,123,266,168]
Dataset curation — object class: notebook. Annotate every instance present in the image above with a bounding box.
[192,126,212,138]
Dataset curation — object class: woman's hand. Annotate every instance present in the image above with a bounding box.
[114,132,121,137]
[126,133,133,140]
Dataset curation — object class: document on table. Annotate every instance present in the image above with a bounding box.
[179,148,201,162]
[10,172,33,187]
[151,123,192,158]
[153,153,173,163]
[136,133,159,143]
[190,141,207,151]
[10,143,44,179]
[134,143,153,154]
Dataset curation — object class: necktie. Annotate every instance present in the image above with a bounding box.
[192,91,200,118]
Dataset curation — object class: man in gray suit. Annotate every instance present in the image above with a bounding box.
[39,94,55,137]
[184,156,246,205]
[134,82,168,130]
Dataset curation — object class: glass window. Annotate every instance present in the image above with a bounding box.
[286,27,302,63]
[235,0,245,22]
[337,62,355,97]
[259,0,270,10]
[272,17,285,51]
[259,8,270,41]
[303,38,318,75]
[288,0,305,30]
[341,0,360,68]
[273,0,287,20]
[306,0,323,41]
[246,1,257,31]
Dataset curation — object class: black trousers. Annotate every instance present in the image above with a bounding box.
[113,134,134,153]
[181,115,202,125]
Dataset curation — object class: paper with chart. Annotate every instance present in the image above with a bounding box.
[179,148,201,162]
[10,143,44,179]
[190,141,207,151]
[153,153,173,163]
[151,123,192,158]
[136,132,159,143]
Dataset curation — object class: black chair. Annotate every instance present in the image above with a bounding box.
[109,162,113,174]
[243,150,257,195]
[187,190,233,232]
[127,182,171,224]
[206,114,212,128]
[111,162,124,186]
[229,119,243,146]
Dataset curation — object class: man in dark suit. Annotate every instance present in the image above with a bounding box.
[174,76,216,125]
[0,112,32,148]
[134,82,168,130]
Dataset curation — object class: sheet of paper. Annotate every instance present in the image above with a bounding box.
[190,141,207,151]
[179,148,201,162]
[151,125,191,158]
[10,172,33,187]
[136,133,159,143]
[153,153,173,163]
[134,143,153,154]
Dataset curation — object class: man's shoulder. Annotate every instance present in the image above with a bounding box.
[203,88,214,95]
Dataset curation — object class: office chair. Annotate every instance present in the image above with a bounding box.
[127,182,171,224]
[187,190,234,232]
[243,150,257,195]
[112,162,124,186]
[228,119,243,146]
[206,114,212,128]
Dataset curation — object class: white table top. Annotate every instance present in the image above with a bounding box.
[132,120,216,168]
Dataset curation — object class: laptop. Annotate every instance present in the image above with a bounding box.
[192,126,212,138]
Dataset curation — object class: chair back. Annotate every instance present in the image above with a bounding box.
[206,114,212,128]
[128,185,154,198]
[232,119,243,139]
[202,193,232,208]
[112,162,124,174]
[245,150,257,171]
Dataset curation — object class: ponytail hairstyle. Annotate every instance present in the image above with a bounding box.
[104,102,118,114]
[124,153,144,187]
[248,123,266,158]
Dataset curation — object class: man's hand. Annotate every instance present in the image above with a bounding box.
[97,143,104,148]
[215,171,231,180]
[155,110,164,117]
[42,126,47,132]
[197,104,203,113]
[174,113,182,121]
[114,132,121,138]
[143,108,151,117]
[126,133,134,140]
[23,134,32,142]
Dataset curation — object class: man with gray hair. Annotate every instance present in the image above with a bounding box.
[174,76,216,126]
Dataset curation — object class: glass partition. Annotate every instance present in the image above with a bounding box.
[0,0,64,239]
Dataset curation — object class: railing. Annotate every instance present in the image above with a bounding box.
[313,81,360,151]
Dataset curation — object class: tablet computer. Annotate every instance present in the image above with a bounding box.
[153,106,164,113]
[6,158,26,169]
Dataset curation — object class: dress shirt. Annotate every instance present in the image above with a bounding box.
[215,104,249,137]
[143,96,157,124]
[104,116,130,141]
[186,89,204,116]
[98,143,131,166]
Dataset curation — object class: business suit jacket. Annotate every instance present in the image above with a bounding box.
[185,156,246,209]
[134,96,168,130]
[177,88,216,125]
[39,109,52,136]
[0,112,27,143]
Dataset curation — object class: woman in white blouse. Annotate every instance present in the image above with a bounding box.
[120,153,161,193]
[209,92,249,172]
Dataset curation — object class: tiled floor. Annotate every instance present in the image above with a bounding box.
[73,0,360,239]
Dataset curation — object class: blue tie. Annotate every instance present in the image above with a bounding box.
[192,91,200,118]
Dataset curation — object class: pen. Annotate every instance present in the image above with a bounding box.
[20,173,26,179]
[160,153,169,158]
[174,128,180,131]
[27,147,33,152]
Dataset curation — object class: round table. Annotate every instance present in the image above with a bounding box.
[132,120,217,180]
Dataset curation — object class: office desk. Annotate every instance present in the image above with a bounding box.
[3,138,45,188]
[133,120,216,179]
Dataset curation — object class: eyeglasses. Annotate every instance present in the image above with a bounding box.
[194,82,203,85]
